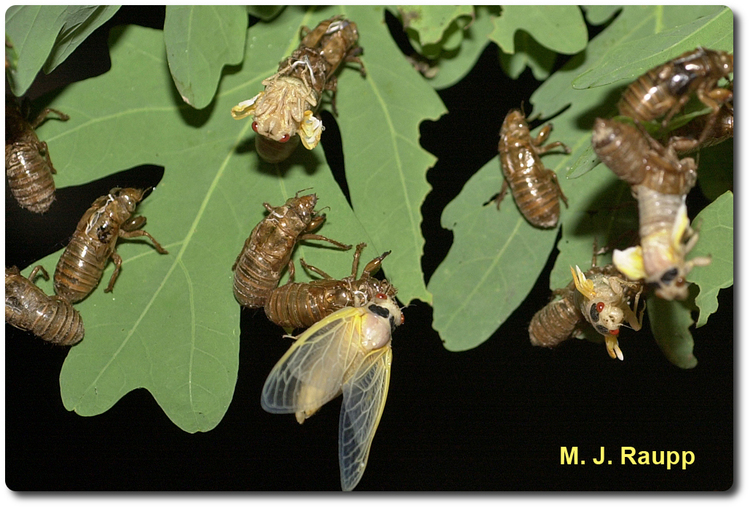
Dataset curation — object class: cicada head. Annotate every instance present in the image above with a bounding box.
[114,188,146,213]
[286,192,318,225]
[360,293,403,351]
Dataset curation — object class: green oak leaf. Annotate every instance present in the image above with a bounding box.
[164,5,247,109]
[30,5,434,432]
[490,5,588,56]
[686,191,733,328]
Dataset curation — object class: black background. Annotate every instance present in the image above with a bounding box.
[5,6,733,491]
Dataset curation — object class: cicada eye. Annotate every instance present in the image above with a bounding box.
[596,302,605,313]
[610,328,620,336]
[252,121,259,132]
[279,134,290,143]
[660,268,679,284]
[375,292,387,300]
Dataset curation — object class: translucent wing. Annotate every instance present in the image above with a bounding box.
[261,307,366,417]
[338,347,392,491]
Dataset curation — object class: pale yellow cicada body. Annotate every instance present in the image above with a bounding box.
[261,293,403,491]
[570,265,644,361]
[231,73,323,161]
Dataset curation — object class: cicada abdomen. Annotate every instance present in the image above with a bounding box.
[264,242,395,329]
[5,98,69,213]
[617,47,733,129]
[53,187,168,303]
[5,266,84,346]
[232,192,351,309]
[528,285,582,348]
[496,109,571,228]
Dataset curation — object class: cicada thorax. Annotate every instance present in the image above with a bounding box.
[496,109,570,228]
[54,187,167,303]
[232,193,351,309]
[5,99,69,213]
[5,266,84,346]
[617,47,733,127]
[528,285,583,348]
[264,243,395,329]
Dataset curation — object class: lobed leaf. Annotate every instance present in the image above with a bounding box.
[686,191,733,328]
[336,5,447,305]
[246,5,285,22]
[43,5,121,74]
[397,5,474,47]
[489,5,588,56]
[164,5,247,109]
[498,33,557,81]
[648,296,698,369]
[5,5,68,96]
[573,6,732,90]
[428,158,559,352]
[581,5,622,26]
[32,9,384,433]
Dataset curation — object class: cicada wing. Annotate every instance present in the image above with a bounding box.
[338,347,392,492]
[261,308,364,416]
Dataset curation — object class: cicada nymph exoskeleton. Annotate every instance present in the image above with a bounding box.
[669,99,734,154]
[592,118,711,300]
[232,192,351,309]
[264,242,396,329]
[231,15,365,163]
[496,108,571,228]
[5,97,69,213]
[617,47,733,146]
[262,292,403,491]
[529,263,644,360]
[53,187,169,303]
[5,265,84,346]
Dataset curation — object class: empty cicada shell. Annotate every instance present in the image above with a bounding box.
[53,187,169,303]
[496,108,571,228]
[5,265,84,346]
[617,47,733,134]
[5,97,69,213]
[232,192,351,309]
[265,242,396,329]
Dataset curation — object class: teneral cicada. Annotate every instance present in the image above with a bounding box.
[617,47,733,146]
[231,15,365,163]
[5,97,69,213]
[262,293,403,491]
[232,192,350,309]
[5,265,84,346]
[264,242,396,329]
[591,118,711,300]
[496,109,571,228]
[53,187,169,303]
[529,264,643,360]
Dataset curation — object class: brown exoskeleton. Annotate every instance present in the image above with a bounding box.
[231,16,365,163]
[591,118,711,300]
[232,192,351,309]
[5,97,69,213]
[529,262,643,361]
[53,188,169,303]
[496,109,571,228]
[5,265,84,346]
[669,99,733,154]
[617,47,733,147]
[264,242,396,329]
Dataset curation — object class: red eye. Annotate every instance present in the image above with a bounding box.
[400,314,405,325]
[596,302,605,312]
[610,329,619,336]
[376,293,387,300]
[252,121,258,132]
[279,134,290,143]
